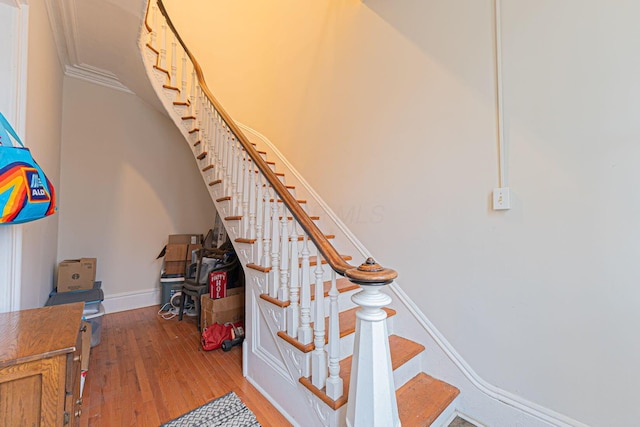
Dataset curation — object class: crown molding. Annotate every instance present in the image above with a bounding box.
[45,0,133,94]
[0,0,28,7]
[65,63,134,94]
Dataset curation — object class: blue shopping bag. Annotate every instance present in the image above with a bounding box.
[0,113,57,224]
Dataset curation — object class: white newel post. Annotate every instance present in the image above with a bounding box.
[346,258,399,427]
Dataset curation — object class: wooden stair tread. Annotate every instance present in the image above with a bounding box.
[300,335,425,410]
[279,216,320,221]
[236,234,334,245]
[309,277,358,300]
[271,198,307,204]
[397,373,460,427]
[246,254,352,273]
[278,307,396,353]
[146,43,159,55]
[259,277,359,307]
[153,65,169,76]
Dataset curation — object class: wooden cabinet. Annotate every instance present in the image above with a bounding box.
[0,302,86,426]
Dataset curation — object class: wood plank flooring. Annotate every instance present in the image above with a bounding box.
[79,305,291,427]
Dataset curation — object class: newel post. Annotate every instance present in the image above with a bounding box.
[345,258,399,427]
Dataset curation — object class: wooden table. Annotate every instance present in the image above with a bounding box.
[0,302,86,426]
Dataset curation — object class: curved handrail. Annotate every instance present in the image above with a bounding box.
[149,0,396,285]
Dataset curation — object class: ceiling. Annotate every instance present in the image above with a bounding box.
[47,0,162,109]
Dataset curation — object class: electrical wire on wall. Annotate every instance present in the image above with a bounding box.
[492,0,511,210]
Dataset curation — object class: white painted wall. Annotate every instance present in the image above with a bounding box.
[164,1,640,425]
[0,2,27,312]
[19,0,65,309]
[0,0,64,310]
[57,77,216,307]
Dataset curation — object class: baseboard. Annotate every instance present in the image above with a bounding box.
[102,287,159,313]
[246,375,302,427]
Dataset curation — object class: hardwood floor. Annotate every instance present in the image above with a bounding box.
[80,305,291,426]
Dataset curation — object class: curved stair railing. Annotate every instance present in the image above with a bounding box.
[143,1,401,425]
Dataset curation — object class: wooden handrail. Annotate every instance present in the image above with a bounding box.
[150,0,397,285]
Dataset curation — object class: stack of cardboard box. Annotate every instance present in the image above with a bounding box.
[51,257,101,398]
[163,234,203,275]
[200,288,245,331]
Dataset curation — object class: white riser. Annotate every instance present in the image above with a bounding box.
[393,351,423,390]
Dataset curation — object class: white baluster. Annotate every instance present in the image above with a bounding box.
[225,130,233,198]
[261,186,272,271]
[248,159,257,241]
[325,270,343,400]
[160,21,167,70]
[236,140,243,214]
[241,153,250,237]
[218,121,227,182]
[254,175,264,265]
[205,106,213,173]
[170,34,177,87]
[287,222,300,337]
[311,252,327,389]
[269,198,280,298]
[278,206,289,302]
[297,234,312,345]
[220,127,231,187]
[225,138,238,203]
[150,4,158,49]
[197,88,204,137]
[189,68,196,115]
[181,51,187,103]
[191,85,199,137]
[212,111,220,172]
[210,109,216,174]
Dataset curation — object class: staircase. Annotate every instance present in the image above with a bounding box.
[140,1,460,425]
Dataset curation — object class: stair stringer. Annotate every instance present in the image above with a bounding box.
[243,266,348,427]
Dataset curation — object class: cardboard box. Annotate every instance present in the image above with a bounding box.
[164,260,186,275]
[168,234,202,245]
[209,271,228,299]
[165,244,188,261]
[200,287,245,330]
[57,258,97,292]
[186,243,203,263]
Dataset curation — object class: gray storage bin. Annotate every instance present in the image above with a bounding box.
[83,303,105,347]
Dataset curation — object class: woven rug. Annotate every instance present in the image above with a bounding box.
[160,391,261,427]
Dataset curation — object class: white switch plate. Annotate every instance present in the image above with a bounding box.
[493,187,511,210]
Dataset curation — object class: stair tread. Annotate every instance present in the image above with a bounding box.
[278,307,396,353]
[300,334,425,410]
[259,277,358,307]
[247,254,353,273]
[236,234,334,245]
[397,373,460,427]
[310,277,358,301]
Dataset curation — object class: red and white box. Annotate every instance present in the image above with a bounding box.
[209,271,228,299]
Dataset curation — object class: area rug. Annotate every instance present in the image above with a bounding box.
[160,391,261,427]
